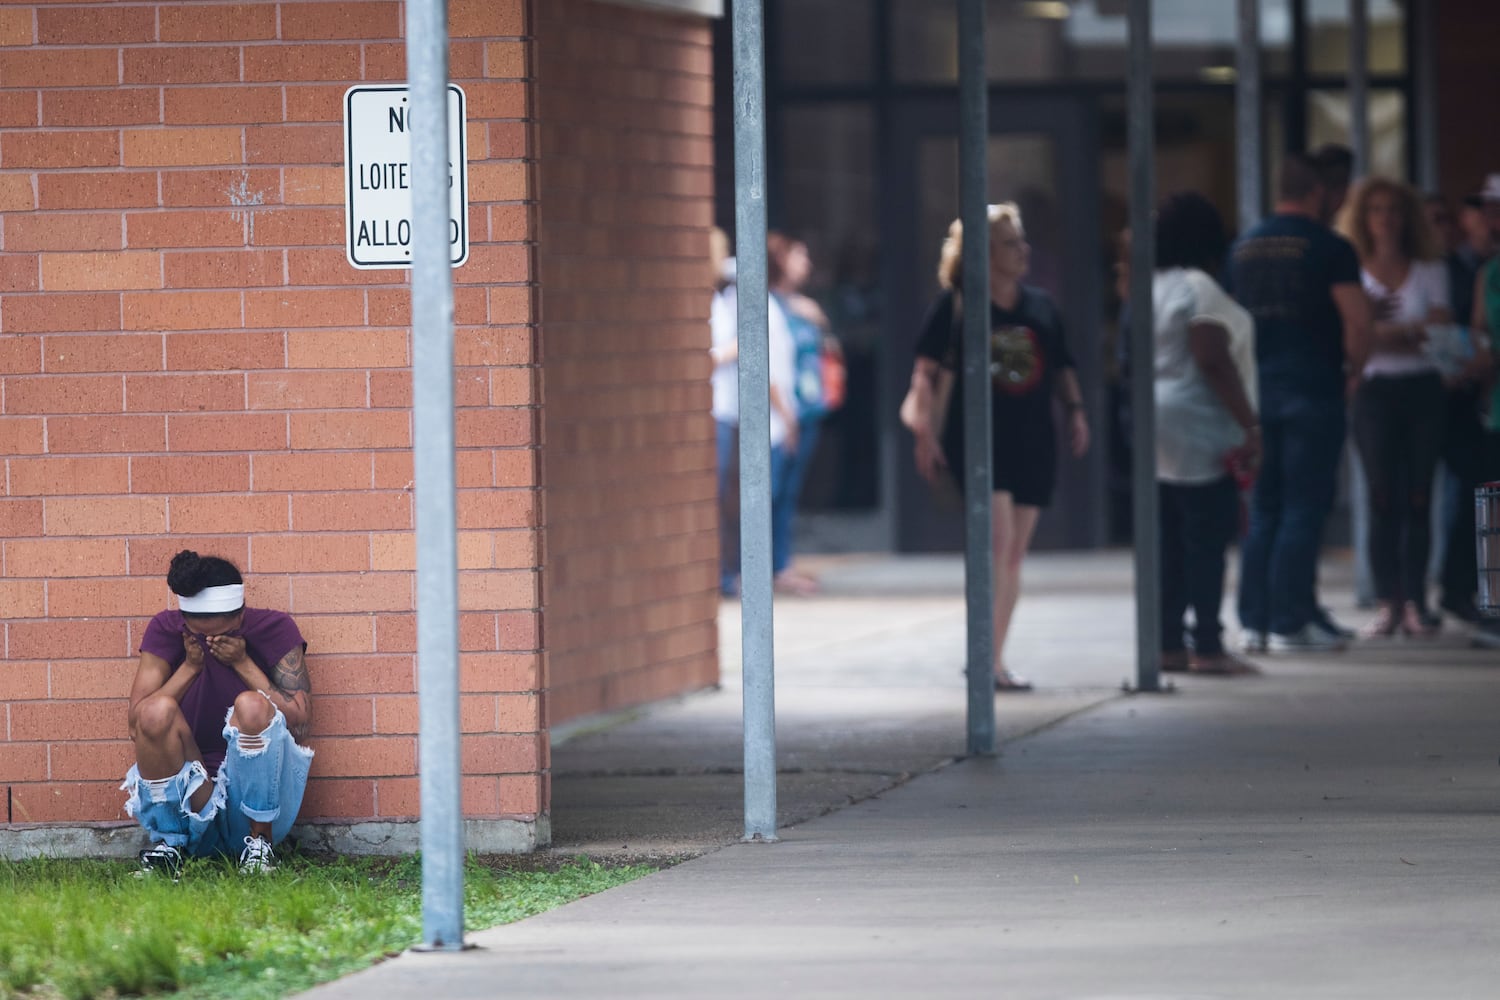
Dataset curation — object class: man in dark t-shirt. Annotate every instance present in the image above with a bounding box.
[1228,153,1371,652]
[124,550,313,877]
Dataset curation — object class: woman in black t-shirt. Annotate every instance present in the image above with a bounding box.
[905,203,1089,691]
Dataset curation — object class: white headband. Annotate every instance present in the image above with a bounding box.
[178,584,244,615]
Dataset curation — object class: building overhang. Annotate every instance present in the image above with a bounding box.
[594,0,723,17]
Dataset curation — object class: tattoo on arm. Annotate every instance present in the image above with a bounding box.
[271,645,312,740]
[272,645,311,695]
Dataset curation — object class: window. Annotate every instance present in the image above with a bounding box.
[1305,0,1407,76]
[889,0,1293,83]
[1306,88,1408,181]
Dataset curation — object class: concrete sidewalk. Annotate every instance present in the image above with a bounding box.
[546,553,1132,858]
[301,552,1500,999]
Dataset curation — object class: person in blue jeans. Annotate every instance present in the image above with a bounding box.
[1228,153,1372,653]
[123,550,313,877]
[768,231,839,596]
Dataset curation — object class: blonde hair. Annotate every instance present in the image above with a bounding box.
[709,226,730,287]
[937,203,1024,290]
[1336,176,1439,262]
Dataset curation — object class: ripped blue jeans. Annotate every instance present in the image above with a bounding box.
[121,699,313,858]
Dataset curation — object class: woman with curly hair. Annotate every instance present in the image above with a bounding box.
[1337,177,1452,637]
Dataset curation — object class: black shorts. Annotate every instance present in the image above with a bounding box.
[943,418,1058,508]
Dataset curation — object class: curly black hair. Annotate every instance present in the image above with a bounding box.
[1155,192,1229,275]
[166,549,243,601]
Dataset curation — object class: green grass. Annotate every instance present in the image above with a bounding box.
[0,852,656,1000]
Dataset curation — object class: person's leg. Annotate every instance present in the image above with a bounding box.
[716,420,740,596]
[1158,482,1190,664]
[1238,411,1285,636]
[1353,380,1403,607]
[1398,375,1447,621]
[1349,444,1377,607]
[123,696,223,868]
[223,690,279,841]
[1444,422,1500,615]
[992,495,1041,682]
[220,690,314,866]
[129,694,212,812]
[1428,465,1454,586]
[1269,397,1347,636]
[773,417,822,590]
[768,442,793,577]
[1181,476,1242,657]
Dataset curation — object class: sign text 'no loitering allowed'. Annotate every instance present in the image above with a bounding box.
[343,84,470,269]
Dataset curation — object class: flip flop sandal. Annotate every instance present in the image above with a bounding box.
[1188,653,1261,676]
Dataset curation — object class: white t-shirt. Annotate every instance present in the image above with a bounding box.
[708,283,795,447]
[1361,258,1449,377]
[710,284,738,424]
[1153,268,1258,484]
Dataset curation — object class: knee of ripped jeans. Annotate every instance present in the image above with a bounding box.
[120,760,220,822]
[222,694,284,756]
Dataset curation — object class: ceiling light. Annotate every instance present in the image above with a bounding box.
[1200,65,1237,83]
[1020,1,1071,19]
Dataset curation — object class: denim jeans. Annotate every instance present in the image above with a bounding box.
[716,418,790,593]
[1160,476,1241,656]
[1237,392,1347,635]
[122,703,313,858]
[716,420,739,595]
[772,417,822,576]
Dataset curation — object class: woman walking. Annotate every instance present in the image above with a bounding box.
[1152,194,1262,675]
[904,203,1089,691]
[1337,177,1452,637]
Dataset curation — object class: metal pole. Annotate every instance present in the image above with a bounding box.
[1348,0,1370,175]
[1128,0,1160,692]
[733,0,778,843]
[1235,0,1263,232]
[407,0,464,951]
[957,0,995,756]
[1411,0,1438,191]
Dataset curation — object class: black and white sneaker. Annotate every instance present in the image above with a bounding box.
[1269,623,1347,653]
[1240,630,1268,654]
[238,835,276,874]
[136,842,183,881]
[1313,609,1356,642]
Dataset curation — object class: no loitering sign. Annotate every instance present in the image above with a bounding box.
[343,84,469,269]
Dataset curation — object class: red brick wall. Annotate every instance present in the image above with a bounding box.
[534,0,719,725]
[0,0,544,832]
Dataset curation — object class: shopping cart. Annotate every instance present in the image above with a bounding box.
[1479,483,1500,617]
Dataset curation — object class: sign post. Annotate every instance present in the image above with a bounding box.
[343,84,469,270]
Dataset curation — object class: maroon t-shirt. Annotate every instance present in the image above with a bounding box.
[139,607,306,776]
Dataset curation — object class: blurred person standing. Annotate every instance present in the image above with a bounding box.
[1337,178,1452,637]
[710,227,799,597]
[1448,191,1494,334]
[1152,194,1262,676]
[1458,176,1500,641]
[1432,186,1498,622]
[903,203,1089,691]
[1228,154,1372,653]
[767,232,842,596]
[1311,143,1375,622]
[710,227,741,597]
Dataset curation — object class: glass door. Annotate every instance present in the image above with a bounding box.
[886,95,1108,552]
